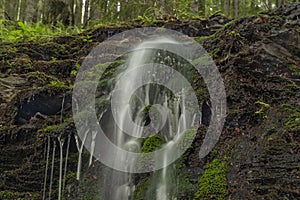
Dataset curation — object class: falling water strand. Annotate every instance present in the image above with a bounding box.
[102,37,199,200]
[49,140,56,200]
[75,129,89,180]
[157,148,168,200]
[43,138,47,165]
[62,134,71,197]
[42,137,47,199]
[58,136,65,200]
[42,136,50,200]
[89,131,97,166]
[89,112,104,166]
[156,95,185,200]
[60,94,65,123]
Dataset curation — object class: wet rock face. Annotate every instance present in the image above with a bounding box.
[0,15,229,199]
[14,93,71,124]
[201,3,300,199]
[0,3,300,199]
[201,100,211,126]
[0,75,29,103]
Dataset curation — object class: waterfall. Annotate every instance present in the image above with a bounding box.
[100,36,199,200]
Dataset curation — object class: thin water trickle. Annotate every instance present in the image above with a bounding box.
[58,136,64,200]
[42,136,50,200]
[75,128,89,180]
[60,94,65,123]
[49,141,56,200]
[62,134,71,196]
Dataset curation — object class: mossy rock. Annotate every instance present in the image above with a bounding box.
[194,158,228,200]
[38,117,73,134]
[141,134,166,153]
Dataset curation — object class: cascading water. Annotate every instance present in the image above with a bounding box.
[72,27,226,200]
[99,37,200,200]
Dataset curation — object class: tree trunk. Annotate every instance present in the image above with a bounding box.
[83,0,90,26]
[199,0,206,16]
[224,0,230,17]
[191,0,198,14]
[156,0,166,18]
[35,0,43,22]
[243,0,248,17]
[90,0,101,21]
[234,0,239,18]
[1,0,4,19]
[276,0,283,7]
[74,0,82,26]
[6,0,18,20]
[17,0,22,21]
[24,0,37,22]
[67,0,75,25]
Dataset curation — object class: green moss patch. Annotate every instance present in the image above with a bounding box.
[38,117,73,134]
[282,104,300,132]
[194,158,228,200]
[141,134,166,153]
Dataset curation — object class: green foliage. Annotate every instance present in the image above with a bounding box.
[255,100,270,117]
[48,80,71,90]
[82,35,93,43]
[6,61,15,68]
[194,159,228,200]
[70,63,81,77]
[51,56,57,62]
[70,70,78,77]
[194,36,212,43]
[0,20,82,44]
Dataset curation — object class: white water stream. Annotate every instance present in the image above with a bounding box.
[100,37,199,200]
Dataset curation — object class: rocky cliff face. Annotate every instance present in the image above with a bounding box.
[0,3,299,200]
[200,3,300,199]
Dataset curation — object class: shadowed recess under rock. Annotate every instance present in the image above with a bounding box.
[14,93,71,124]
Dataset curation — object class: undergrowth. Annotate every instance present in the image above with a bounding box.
[0,20,82,43]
